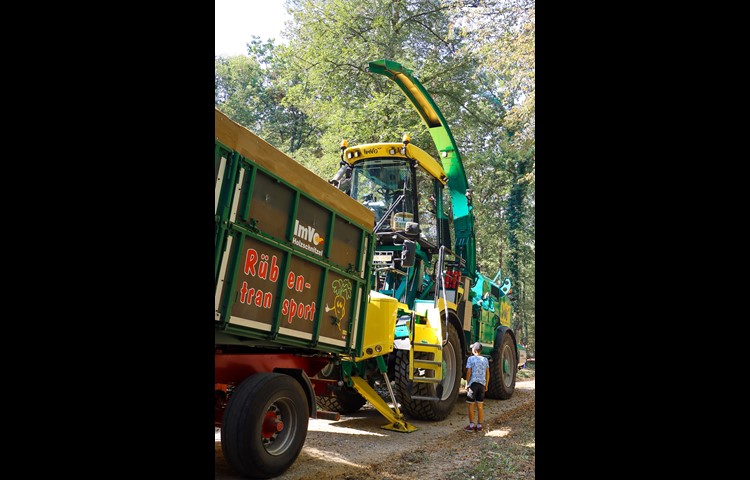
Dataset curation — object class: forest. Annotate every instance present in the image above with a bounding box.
[215,0,535,355]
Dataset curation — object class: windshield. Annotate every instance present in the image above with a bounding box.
[351,159,415,229]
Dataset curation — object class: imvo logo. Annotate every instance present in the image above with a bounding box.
[363,147,380,155]
[293,219,324,256]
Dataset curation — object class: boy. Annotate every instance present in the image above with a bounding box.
[464,342,490,432]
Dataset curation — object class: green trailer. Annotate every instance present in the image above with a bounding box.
[215,109,388,478]
[215,108,375,354]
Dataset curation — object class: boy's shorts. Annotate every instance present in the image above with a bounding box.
[466,382,486,403]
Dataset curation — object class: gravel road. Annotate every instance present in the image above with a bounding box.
[215,379,535,479]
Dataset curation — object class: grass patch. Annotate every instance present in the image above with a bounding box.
[517,368,535,380]
[440,402,535,480]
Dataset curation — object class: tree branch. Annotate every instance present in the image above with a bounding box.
[407,18,456,52]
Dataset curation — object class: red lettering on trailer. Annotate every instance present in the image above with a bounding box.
[305,303,316,321]
[269,255,279,282]
[286,271,310,292]
[243,249,280,283]
[240,285,258,305]
[238,281,274,309]
[282,298,316,324]
[244,249,258,276]
[240,282,249,303]
[258,254,269,279]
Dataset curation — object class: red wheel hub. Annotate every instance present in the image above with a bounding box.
[261,411,284,439]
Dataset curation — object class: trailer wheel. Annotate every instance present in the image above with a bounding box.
[487,333,517,399]
[393,319,462,420]
[314,363,366,414]
[221,372,308,479]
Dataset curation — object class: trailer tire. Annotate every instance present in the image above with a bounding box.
[314,364,366,414]
[221,372,308,479]
[487,333,517,399]
[393,319,462,420]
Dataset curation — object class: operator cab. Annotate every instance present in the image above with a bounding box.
[330,136,452,254]
[351,158,415,233]
[330,137,461,303]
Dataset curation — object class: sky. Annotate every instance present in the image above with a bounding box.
[215,0,291,56]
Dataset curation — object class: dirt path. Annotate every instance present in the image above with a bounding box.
[215,379,535,479]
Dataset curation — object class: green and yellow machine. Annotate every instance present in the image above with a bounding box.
[214,59,520,479]
[320,59,519,421]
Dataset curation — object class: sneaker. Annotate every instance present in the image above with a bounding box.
[464,423,475,432]
[476,423,483,432]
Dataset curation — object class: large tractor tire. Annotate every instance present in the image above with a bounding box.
[487,333,517,399]
[221,372,308,479]
[393,319,462,420]
[314,363,366,414]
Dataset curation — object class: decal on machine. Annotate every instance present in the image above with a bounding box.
[500,300,511,327]
[292,219,325,256]
[325,279,352,337]
[239,247,317,324]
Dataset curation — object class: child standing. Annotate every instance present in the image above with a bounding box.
[464,342,490,432]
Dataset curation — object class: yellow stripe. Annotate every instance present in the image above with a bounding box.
[343,142,447,186]
[395,73,441,126]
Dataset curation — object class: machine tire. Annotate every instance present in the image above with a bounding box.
[221,372,308,479]
[314,363,366,414]
[393,319,462,420]
[487,333,517,399]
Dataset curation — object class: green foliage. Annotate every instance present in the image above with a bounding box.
[215,37,321,155]
[452,0,535,347]
[215,0,535,351]
[214,54,266,129]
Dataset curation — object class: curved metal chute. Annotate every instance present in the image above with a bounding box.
[368,59,476,279]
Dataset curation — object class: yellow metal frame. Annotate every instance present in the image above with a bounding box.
[349,377,418,432]
[354,291,398,362]
[410,307,443,381]
[342,142,448,186]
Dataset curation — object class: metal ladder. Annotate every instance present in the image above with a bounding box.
[407,308,444,401]
[407,244,455,400]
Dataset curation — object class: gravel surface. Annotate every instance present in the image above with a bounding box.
[215,379,535,479]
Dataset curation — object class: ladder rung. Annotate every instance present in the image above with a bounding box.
[413,360,442,368]
[412,377,442,383]
[414,343,442,349]
[409,395,440,401]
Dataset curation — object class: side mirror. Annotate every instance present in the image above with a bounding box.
[404,221,420,237]
[329,164,351,190]
[401,240,416,268]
